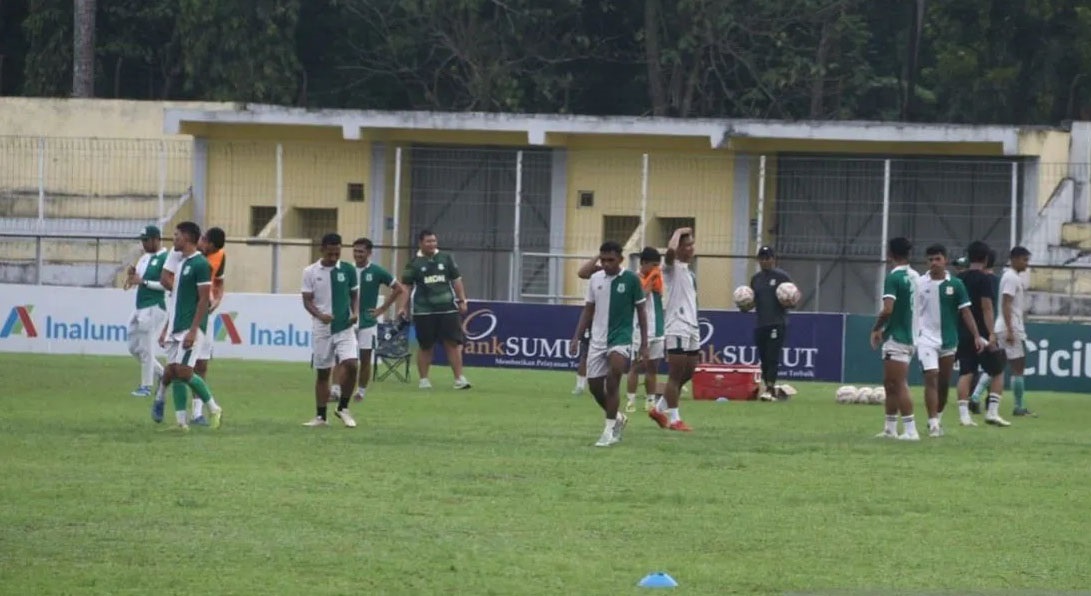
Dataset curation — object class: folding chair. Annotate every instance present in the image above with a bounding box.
[373,320,411,383]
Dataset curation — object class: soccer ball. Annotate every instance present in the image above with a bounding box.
[733,285,755,311]
[870,386,886,405]
[855,387,874,404]
[835,386,857,404]
[776,282,801,308]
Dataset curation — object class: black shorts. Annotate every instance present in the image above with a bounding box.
[957,339,1007,377]
[414,313,463,350]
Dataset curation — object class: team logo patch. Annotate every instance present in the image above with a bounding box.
[337,273,345,282]
[438,264,445,271]
[770,279,777,286]
[365,273,373,282]
[617,283,626,293]
[946,286,954,295]
[182,265,191,275]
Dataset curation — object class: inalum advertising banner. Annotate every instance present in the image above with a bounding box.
[436,300,846,382]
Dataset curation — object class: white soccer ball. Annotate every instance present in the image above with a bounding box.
[776,282,801,308]
[733,285,755,311]
[855,387,874,404]
[835,386,857,404]
[870,387,886,405]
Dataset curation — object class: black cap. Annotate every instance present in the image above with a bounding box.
[639,246,661,262]
[757,246,775,258]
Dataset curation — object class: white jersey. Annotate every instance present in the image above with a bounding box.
[994,268,1027,335]
[663,261,698,338]
[135,248,169,278]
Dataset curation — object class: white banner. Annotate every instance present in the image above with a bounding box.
[0,284,315,361]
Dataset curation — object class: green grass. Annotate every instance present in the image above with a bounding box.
[1,354,1090,595]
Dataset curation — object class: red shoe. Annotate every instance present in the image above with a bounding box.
[648,409,669,429]
[668,420,693,432]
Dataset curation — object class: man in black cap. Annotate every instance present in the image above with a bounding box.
[124,225,169,397]
[749,246,793,401]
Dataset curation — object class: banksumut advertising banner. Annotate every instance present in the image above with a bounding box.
[842,314,1091,393]
[433,300,846,382]
[0,284,315,362]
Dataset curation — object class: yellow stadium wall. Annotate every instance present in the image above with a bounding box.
[1018,129,1071,208]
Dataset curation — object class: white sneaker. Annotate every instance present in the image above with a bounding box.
[571,386,584,396]
[960,417,978,427]
[594,431,618,447]
[302,417,328,427]
[419,378,433,390]
[928,425,944,438]
[874,430,897,439]
[759,390,776,402]
[453,377,471,390]
[625,399,637,413]
[897,432,921,441]
[613,414,628,441]
[335,409,357,428]
[985,415,1011,427]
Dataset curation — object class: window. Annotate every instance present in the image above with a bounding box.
[297,207,339,261]
[603,215,640,245]
[250,206,277,237]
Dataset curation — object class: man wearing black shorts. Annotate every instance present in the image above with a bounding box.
[750,245,793,401]
[955,241,1009,427]
[399,229,471,390]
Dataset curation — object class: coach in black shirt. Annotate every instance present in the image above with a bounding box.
[751,246,793,401]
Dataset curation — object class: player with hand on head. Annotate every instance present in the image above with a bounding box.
[996,246,1033,416]
[649,227,698,432]
[916,244,985,437]
[870,237,920,441]
[124,225,168,397]
[571,241,648,447]
[750,245,793,401]
[301,233,360,428]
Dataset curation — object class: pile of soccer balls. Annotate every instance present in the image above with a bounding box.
[835,386,886,405]
[733,282,802,311]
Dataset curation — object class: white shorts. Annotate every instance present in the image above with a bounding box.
[882,339,915,364]
[917,345,956,371]
[587,344,631,379]
[165,330,205,368]
[665,334,701,354]
[195,327,214,361]
[1001,333,1027,360]
[313,328,359,370]
[631,337,665,361]
[356,326,378,351]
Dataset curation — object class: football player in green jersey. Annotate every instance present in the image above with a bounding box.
[870,237,920,440]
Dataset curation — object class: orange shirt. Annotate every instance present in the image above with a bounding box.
[641,267,663,294]
[205,249,226,299]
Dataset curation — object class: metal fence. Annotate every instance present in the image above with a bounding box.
[3,135,1091,318]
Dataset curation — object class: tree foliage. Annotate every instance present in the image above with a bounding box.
[7,0,1091,124]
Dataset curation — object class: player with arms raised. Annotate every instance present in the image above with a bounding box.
[571,241,648,447]
[870,237,920,440]
[649,227,697,432]
[301,233,360,428]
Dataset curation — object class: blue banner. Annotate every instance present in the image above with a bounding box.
[430,301,845,381]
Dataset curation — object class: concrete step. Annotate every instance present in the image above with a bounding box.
[0,237,135,263]
[1061,222,1091,251]
[1029,267,1091,294]
[0,191,164,220]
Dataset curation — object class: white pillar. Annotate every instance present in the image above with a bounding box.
[392,147,403,275]
[879,159,892,301]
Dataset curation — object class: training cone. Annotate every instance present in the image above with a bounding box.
[637,572,678,588]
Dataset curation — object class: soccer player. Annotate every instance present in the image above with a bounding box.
[157,221,223,431]
[968,248,1004,411]
[996,246,1033,416]
[189,227,226,425]
[870,237,920,440]
[624,247,665,413]
[649,226,698,432]
[124,225,168,397]
[917,244,985,437]
[571,241,648,447]
[301,233,360,428]
[399,229,471,390]
[347,237,405,402]
[750,245,792,402]
[955,241,1010,427]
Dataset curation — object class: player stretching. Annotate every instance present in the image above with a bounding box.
[189,227,226,425]
[750,245,792,401]
[917,244,985,437]
[624,248,665,413]
[124,225,168,397]
[301,233,360,428]
[870,237,920,440]
[571,241,648,447]
[955,241,1010,427]
[996,246,1033,416]
[158,222,223,431]
[348,237,405,402]
[650,227,698,432]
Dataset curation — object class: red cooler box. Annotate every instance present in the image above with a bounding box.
[691,365,761,401]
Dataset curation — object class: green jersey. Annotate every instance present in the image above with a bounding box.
[357,262,395,329]
[302,260,359,334]
[170,252,212,334]
[881,265,920,345]
[401,251,460,315]
[135,248,168,310]
[918,273,971,350]
[586,269,646,348]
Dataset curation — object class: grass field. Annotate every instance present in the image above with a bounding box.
[2,354,1090,595]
